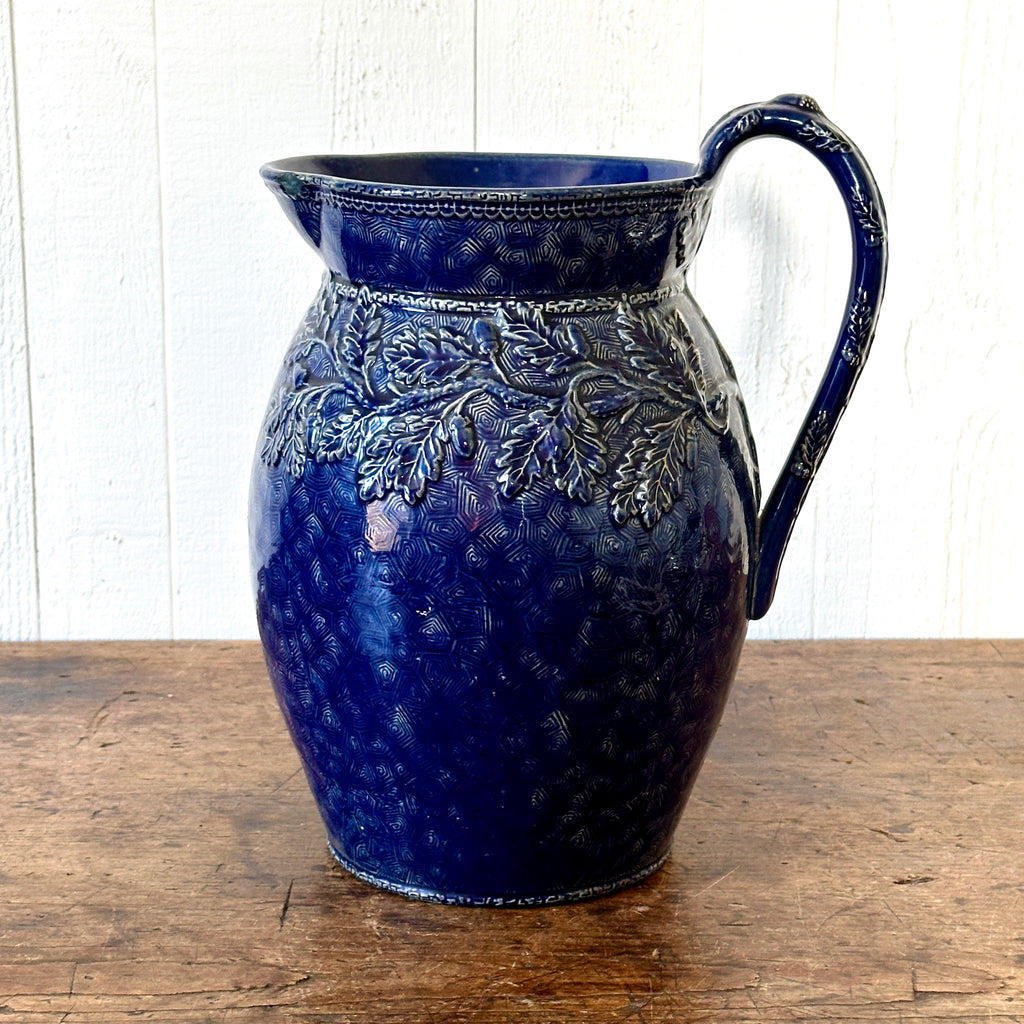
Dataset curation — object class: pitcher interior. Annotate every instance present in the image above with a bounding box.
[267,152,696,190]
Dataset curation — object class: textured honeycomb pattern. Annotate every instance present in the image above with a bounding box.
[318,202,682,296]
[252,296,756,902]
[268,171,714,296]
[254,154,759,903]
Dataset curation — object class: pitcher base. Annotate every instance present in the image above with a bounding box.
[327,841,670,907]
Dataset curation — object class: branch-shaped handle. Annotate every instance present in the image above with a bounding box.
[697,94,888,620]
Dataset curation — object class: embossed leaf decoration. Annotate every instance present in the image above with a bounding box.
[495,304,587,376]
[338,288,382,371]
[797,121,850,153]
[262,282,734,521]
[584,379,638,417]
[495,407,561,497]
[262,390,310,479]
[496,398,606,502]
[358,412,454,503]
[315,409,380,462]
[617,303,729,433]
[311,274,342,338]
[295,337,346,383]
[617,305,694,399]
[386,326,478,389]
[790,410,830,480]
[842,289,873,366]
[612,414,700,527]
[551,401,607,502]
[851,188,884,246]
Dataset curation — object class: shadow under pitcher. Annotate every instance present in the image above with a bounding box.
[249,94,888,906]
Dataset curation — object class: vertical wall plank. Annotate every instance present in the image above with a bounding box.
[156,0,476,638]
[477,0,706,157]
[12,0,170,638]
[823,0,913,639]
[942,2,1024,637]
[0,0,37,639]
[696,1,844,638]
[832,0,1024,639]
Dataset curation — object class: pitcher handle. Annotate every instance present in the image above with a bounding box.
[696,94,888,620]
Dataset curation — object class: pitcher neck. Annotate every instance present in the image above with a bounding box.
[266,173,714,299]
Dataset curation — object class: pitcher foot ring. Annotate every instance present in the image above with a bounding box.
[326,841,670,907]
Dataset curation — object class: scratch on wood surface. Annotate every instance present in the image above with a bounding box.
[882,899,904,925]
[618,983,656,1021]
[68,959,310,997]
[829,739,869,765]
[77,689,138,744]
[691,866,737,899]
[869,826,911,843]
[912,961,1003,996]
[272,766,304,793]
[279,878,295,929]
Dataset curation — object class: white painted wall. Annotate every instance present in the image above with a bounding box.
[0,0,1020,640]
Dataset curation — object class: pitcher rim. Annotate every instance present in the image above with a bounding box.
[261,151,703,203]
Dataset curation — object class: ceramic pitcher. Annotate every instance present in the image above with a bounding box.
[250,94,887,905]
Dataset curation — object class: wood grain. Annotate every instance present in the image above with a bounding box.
[1,640,1021,1020]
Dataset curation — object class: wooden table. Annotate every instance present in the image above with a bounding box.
[1,640,1021,1021]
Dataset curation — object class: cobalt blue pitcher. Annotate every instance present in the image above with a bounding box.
[250,94,887,905]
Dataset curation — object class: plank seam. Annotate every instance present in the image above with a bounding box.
[151,0,178,638]
[5,0,41,640]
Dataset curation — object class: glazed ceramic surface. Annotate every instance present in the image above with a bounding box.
[251,95,887,905]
